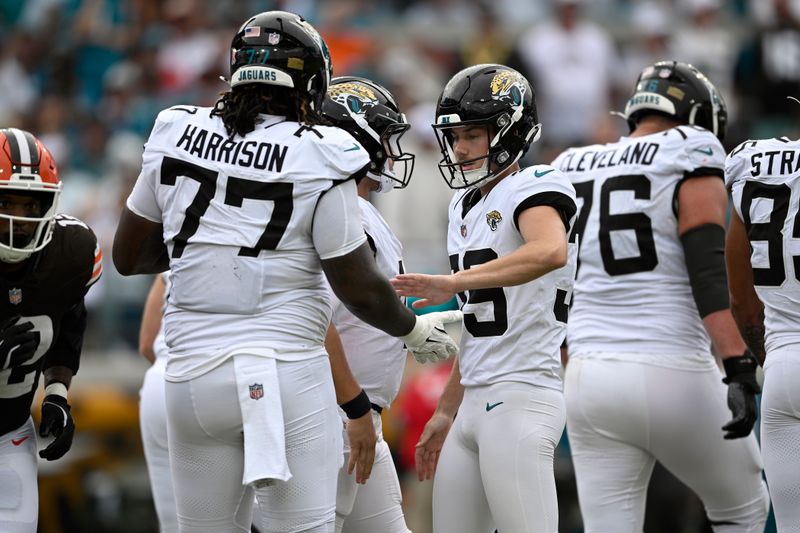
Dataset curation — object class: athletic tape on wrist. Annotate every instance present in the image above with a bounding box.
[44,382,68,399]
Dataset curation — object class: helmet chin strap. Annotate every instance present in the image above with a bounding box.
[367,168,397,193]
[460,159,494,189]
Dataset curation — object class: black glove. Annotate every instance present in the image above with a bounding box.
[0,315,37,370]
[39,394,75,460]
[721,350,761,440]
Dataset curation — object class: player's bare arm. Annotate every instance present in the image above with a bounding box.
[415,360,464,482]
[393,205,567,309]
[678,174,760,438]
[113,207,169,275]
[322,243,417,337]
[725,211,766,364]
[324,323,376,484]
[677,175,748,357]
[138,275,166,364]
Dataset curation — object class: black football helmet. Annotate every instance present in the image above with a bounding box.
[229,11,332,110]
[432,64,541,189]
[623,61,727,140]
[321,76,415,191]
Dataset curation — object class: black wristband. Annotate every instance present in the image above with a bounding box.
[340,389,371,420]
[722,349,759,387]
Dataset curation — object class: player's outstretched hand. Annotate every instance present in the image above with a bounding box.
[391,273,457,309]
[721,351,761,439]
[415,412,454,481]
[346,412,377,485]
[39,395,75,460]
[401,311,462,364]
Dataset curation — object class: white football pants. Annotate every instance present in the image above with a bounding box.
[761,347,800,532]
[0,418,38,533]
[140,357,179,532]
[565,355,769,533]
[166,355,342,533]
[432,382,565,533]
[335,411,410,533]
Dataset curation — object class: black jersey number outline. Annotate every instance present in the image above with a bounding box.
[741,181,800,286]
[160,156,293,258]
[572,175,659,276]
[0,315,54,399]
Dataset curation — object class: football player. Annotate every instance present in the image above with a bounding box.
[0,128,102,532]
[553,61,769,532]
[391,64,578,533]
[319,76,415,533]
[726,130,800,530]
[112,10,459,533]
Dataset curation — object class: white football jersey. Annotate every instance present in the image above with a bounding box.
[126,106,370,380]
[448,165,578,389]
[554,126,725,369]
[726,136,800,354]
[330,197,406,408]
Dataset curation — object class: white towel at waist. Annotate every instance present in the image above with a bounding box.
[233,354,291,485]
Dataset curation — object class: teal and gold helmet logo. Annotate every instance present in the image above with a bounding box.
[490,70,526,107]
[486,210,502,231]
[329,82,379,115]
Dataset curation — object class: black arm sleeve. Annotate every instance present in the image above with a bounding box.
[680,223,730,318]
[42,301,87,375]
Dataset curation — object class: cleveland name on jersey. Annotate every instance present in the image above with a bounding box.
[126,106,369,381]
[448,165,577,390]
[726,136,800,353]
[329,197,405,409]
[0,217,101,435]
[553,125,725,369]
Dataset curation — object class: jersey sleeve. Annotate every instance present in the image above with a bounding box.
[512,166,578,233]
[56,216,103,292]
[725,141,753,189]
[42,300,86,375]
[312,179,368,260]
[680,128,726,179]
[125,107,186,222]
[315,128,371,182]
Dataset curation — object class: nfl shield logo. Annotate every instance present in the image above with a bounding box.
[268,32,280,45]
[8,288,21,305]
[249,383,264,400]
[460,224,467,238]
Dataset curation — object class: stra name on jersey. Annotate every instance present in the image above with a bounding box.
[726,136,800,353]
[127,105,370,381]
[0,215,100,435]
[448,165,577,389]
[330,197,405,408]
[554,125,725,369]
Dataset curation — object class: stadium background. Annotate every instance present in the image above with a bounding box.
[1,0,798,530]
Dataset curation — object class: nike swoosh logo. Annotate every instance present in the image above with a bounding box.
[11,436,29,446]
[534,169,554,177]
[693,147,713,155]
[343,143,361,152]
[485,401,504,412]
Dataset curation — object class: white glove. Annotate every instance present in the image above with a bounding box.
[401,310,462,364]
